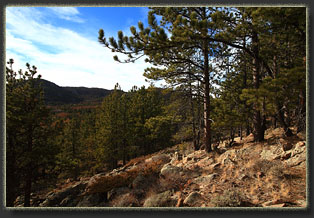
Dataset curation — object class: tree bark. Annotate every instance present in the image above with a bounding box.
[203,41,211,152]
[201,8,212,152]
[24,169,32,207]
[24,127,33,207]
[189,74,199,150]
[252,30,264,142]
[6,135,18,207]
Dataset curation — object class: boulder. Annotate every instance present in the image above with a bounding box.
[85,174,106,194]
[77,192,107,207]
[217,149,237,166]
[194,174,218,187]
[132,173,154,190]
[295,141,306,148]
[197,157,214,168]
[145,154,170,164]
[143,190,177,207]
[285,147,306,167]
[183,192,203,207]
[107,187,130,201]
[160,163,182,180]
[40,181,87,207]
[111,193,140,207]
[259,146,283,161]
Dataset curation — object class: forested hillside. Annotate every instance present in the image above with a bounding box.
[39,79,112,105]
[6,7,306,208]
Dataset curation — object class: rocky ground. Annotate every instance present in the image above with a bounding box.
[14,127,307,208]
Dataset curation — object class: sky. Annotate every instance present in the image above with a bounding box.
[6,7,162,91]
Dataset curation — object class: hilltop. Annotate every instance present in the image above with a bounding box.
[14,127,307,208]
[39,79,112,105]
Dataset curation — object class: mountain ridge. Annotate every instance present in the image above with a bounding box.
[39,79,112,105]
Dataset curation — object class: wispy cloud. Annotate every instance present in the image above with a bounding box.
[47,7,85,23]
[6,7,154,90]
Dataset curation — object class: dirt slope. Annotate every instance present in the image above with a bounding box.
[14,127,307,208]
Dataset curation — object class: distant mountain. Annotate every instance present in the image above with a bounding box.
[39,79,112,105]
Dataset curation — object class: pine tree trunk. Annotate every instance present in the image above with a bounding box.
[24,129,33,207]
[273,115,277,128]
[252,30,264,142]
[246,123,250,136]
[297,89,306,132]
[240,126,243,140]
[203,42,211,152]
[196,81,202,149]
[189,75,199,151]
[6,135,18,207]
[123,139,126,166]
[24,169,32,207]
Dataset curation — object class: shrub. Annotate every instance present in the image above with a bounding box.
[211,188,248,207]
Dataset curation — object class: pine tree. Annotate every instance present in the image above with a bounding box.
[6,60,56,207]
[98,7,222,152]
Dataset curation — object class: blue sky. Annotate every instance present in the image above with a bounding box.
[6,7,161,90]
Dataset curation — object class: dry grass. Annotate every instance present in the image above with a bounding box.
[87,159,166,194]
[124,154,154,168]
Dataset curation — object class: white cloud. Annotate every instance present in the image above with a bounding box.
[47,7,85,23]
[6,7,154,91]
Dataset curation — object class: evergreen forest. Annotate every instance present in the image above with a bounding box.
[5,7,306,207]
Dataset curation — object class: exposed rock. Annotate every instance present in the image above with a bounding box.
[77,192,107,207]
[85,174,106,194]
[35,127,306,208]
[39,181,87,207]
[281,152,292,160]
[297,132,306,140]
[217,149,237,166]
[267,203,286,207]
[111,193,140,207]
[160,163,182,180]
[238,173,249,180]
[143,190,177,207]
[197,156,214,168]
[209,162,221,170]
[131,189,145,200]
[295,199,307,207]
[182,156,194,164]
[194,174,218,187]
[295,141,306,148]
[183,191,203,207]
[107,187,130,201]
[279,143,307,167]
[145,153,170,164]
[182,150,208,164]
[176,198,184,207]
[291,144,306,157]
[174,152,183,161]
[259,146,283,161]
[59,195,81,207]
[262,199,283,207]
[262,200,287,207]
[132,174,149,189]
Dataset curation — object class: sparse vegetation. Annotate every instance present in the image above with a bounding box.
[211,187,248,207]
